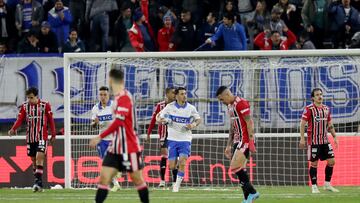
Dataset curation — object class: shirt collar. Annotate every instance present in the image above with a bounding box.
[98,100,111,110]
[175,101,187,109]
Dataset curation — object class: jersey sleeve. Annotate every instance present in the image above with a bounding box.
[91,105,98,120]
[301,106,311,121]
[236,100,251,117]
[147,103,160,135]
[46,102,56,137]
[11,104,26,130]
[191,105,201,120]
[159,105,170,118]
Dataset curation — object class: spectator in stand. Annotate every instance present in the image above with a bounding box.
[157,12,175,51]
[170,9,197,51]
[302,0,331,48]
[85,0,118,52]
[236,0,257,25]
[254,26,296,50]
[69,0,86,39]
[205,12,247,51]
[48,0,72,50]
[182,0,202,25]
[219,0,240,23]
[38,21,58,53]
[0,0,14,44]
[197,11,218,51]
[128,8,156,52]
[15,0,44,36]
[62,29,85,52]
[113,3,134,52]
[296,31,316,49]
[17,29,40,53]
[273,0,302,36]
[0,41,10,54]
[268,7,287,36]
[328,0,360,48]
[247,1,271,42]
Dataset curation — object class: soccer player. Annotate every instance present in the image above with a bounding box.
[157,87,201,192]
[146,87,176,187]
[300,88,339,193]
[216,86,260,203]
[90,68,149,203]
[8,87,56,192]
[91,86,121,192]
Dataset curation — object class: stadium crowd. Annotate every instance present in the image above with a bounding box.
[1,0,360,54]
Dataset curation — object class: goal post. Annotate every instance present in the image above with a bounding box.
[63,50,360,189]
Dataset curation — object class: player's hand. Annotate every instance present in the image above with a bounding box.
[145,134,151,144]
[91,118,99,128]
[8,129,15,136]
[249,139,257,153]
[185,123,195,130]
[299,138,306,149]
[89,136,101,149]
[49,136,56,146]
[225,146,232,159]
[333,137,338,149]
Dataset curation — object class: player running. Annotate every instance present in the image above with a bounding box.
[300,88,339,193]
[91,86,121,192]
[157,87,201,192]
[216,86,259,203]
[8,87,56,192]
[90,68,149,203]
[146,87,176,187]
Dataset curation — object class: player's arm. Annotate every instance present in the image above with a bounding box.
[8,105,26,136]
[90,105,99,128]
[157,106,170,124]
[328,118,338,149]
[244,114,257,153]
[186,106,201,130]
[46,102,56,144]
[299,119,307,149]
[147,104,160,142]
[225,121,234,159]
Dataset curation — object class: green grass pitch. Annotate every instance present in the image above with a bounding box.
[0,186,359,203]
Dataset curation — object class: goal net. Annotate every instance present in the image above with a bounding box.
[64,51,360,189]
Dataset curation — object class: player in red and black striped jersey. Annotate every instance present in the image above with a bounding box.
[8,87,56,192]
[90,68,148,203]
[146,87,176,187]
[300,88,339,193]
[216,86,259,203]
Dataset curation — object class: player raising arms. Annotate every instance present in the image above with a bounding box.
[90,68,149,203]
[146,87,176,187]
[157,87,201,192]
[299,88,339,193]
[91,86,121,192]
[8,87,56,192]
[216,86,259,203]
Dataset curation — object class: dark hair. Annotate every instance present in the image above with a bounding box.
[311,88,322,98]
[26,87,39,96]
[223,12,235,22]
[109,68,124,82]
[271,30,280,35]
[208,11,218,21]
[69,28,78,34]
[216,86,228,96]
[181,9,191,14]
[165,87,175,93]
[175,87,186,95]
[99,86,109,91]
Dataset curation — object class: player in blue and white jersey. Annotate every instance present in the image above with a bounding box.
[157,87,201,192]
[91,86,121,191]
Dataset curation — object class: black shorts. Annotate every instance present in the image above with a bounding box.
[102,152,144,173]
[232,142,250,160]
[160,138,168,148]
[308,144,335,162]
[27,140,48,157]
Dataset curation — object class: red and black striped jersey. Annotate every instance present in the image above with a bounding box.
[227,96,251,144]
[147,100,167,140]
[11,99,56,143]
[99,90,141,154]
[301,103,332,145]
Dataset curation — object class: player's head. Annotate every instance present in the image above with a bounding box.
[311,88,323,104]
[26,87,39,104]
[99,86,110,104]
[165,87,176,102]
[175,87,187,103]
[109,68,125,89]
[216,86,234,105]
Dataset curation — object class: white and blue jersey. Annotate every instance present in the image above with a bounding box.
[91,100,113,159]
[159,101,201,160]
